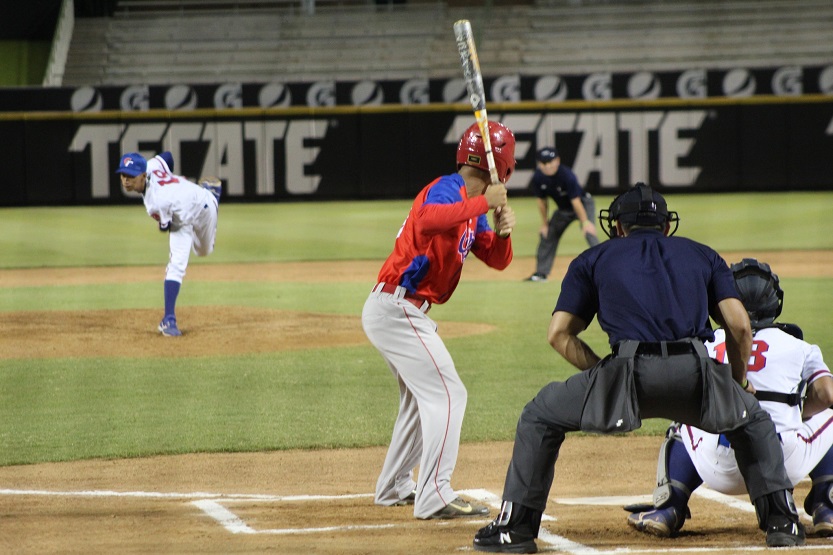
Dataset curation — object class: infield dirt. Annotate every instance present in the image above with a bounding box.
[1,252,831,553]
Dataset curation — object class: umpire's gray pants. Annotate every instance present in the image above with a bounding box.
[502,351,792,512]
[535,195,599,277]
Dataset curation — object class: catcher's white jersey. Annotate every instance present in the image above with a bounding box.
[682,327,833,493]
[142,155,219,282]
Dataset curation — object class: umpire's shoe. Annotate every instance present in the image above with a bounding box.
[627,506,685,537]
[473,501,539,553]
[765,516,805,547]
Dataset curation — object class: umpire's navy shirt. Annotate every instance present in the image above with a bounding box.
[554,228,739,345]
[530,164,588,212]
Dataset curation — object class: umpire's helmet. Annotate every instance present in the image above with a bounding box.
[456,121,516,183]
[599,182,680,238]
[731,258,784,328]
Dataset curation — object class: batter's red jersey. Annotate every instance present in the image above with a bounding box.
[376,173,513,305]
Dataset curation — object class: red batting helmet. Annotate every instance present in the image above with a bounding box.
[456,121,516,183]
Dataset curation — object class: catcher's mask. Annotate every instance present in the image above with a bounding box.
[599,182,679,238]
[456,121,516,183]
[730,258,784,328]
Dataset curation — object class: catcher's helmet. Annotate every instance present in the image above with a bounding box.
[730,258,784,328]
[456,121,516,183]
[599,182,679,238]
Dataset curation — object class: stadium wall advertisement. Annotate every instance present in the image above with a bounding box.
[2,97,832,206]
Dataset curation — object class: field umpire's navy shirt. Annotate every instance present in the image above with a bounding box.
[554,228,739,345]
[530,164,588,211]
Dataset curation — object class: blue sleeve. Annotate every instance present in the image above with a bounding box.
[424,176,463,205]
[709,252,740,304]
[554,253,598,323]
[475,213,491,234]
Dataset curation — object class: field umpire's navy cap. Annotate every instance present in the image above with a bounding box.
[116,152,147,176]
[536,147,558,162]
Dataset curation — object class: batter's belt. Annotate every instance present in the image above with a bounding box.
[373,282,431,313]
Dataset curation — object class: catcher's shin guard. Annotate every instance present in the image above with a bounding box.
[653,422,693,508]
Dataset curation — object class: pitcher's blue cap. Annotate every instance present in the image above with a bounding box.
[116,152,147,176]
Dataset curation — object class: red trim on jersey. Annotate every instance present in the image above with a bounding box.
[796,413,833,444]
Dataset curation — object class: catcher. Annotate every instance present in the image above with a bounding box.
[627,258,833,537]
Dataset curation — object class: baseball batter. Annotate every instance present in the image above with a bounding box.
[362,121,516,519]
[117,151,221,336]
[628,258,833,537]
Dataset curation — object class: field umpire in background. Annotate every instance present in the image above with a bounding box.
[524,147,599,282]
[474,183,804,553]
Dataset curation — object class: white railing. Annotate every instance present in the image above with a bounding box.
[43,0,75,86]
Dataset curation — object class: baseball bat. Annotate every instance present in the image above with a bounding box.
[453,19,511,234]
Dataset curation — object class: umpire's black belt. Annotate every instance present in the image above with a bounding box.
[613,339,708,358]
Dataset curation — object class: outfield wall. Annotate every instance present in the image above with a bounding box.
[2,96,832,206]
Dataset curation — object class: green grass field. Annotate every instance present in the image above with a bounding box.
[0,192,831,467]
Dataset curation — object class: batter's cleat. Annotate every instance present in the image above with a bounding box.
[627,506,684,538]
[430,497,489,519]
[473,521,537,553]
[523,273,547,282]
[765,516,805,547]
[158,316,182,337]
[393,489,417,506]
[201,179,222,203]
[811,503,833,537]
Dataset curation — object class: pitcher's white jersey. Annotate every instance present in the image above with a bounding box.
[142,155,217,229]
[681,327,833,493]
[141,154,219,283]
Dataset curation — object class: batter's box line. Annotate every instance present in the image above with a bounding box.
[192,499,395,535]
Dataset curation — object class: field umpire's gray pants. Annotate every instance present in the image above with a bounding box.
[502,341,792,512]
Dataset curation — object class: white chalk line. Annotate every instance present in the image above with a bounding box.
[192,499,395,535]
[0,488,371,502]
[1,487,824,551]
